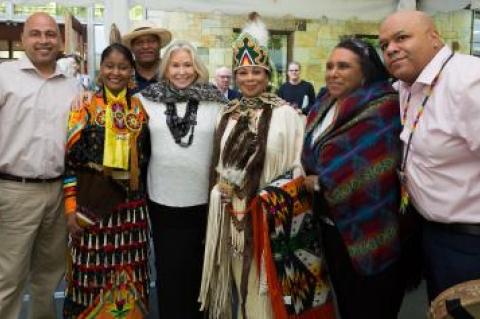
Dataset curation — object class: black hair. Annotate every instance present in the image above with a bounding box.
[100,43,135,68]
[336,38,390,85]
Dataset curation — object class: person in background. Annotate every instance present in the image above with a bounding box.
[214,66,241,100]
[139,40,226,319]
[277,61,315,114]
[57,54,92,90]
[380,10,480,302]
[122,21,172,93]
[302,38,405,319]
[0,12,79,319]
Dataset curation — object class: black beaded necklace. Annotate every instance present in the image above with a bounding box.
[165,98,199,147]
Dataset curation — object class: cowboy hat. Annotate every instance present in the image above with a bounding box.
[122,21,172,48]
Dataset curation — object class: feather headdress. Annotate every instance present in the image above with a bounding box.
[109,23,122,45]
[233,12,271,71]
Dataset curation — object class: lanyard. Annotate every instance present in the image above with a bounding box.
[399,52,454,173]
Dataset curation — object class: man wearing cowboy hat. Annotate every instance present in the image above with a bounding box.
[122,21,172,93]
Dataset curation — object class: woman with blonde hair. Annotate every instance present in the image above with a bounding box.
[140,39,227,318]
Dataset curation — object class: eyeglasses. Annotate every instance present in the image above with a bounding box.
[288,69,300,72]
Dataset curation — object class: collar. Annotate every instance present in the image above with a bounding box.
[18,56,66,78]
[135,71,157,83]
[105,86,127,102]
[225,92,283,113]
[141,80,227,104]
[413,46,452,86]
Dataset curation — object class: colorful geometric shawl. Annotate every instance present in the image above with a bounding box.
[302,81,402,276]
[251,172,336,319]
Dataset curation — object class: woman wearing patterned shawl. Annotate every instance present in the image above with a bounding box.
[199,13,335,319]
[302,38,405,319]
[139,40,226,319]
[63,43,150,318]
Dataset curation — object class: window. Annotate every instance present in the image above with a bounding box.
[0,3,6,15]
[0,40,9,60]
[94,4,104,19]
[130,5,144,21]
[0,40,24,61]
[13,2,87,19]
[270,32,291,90]
[13,3,57,17]
[472,10,480,56]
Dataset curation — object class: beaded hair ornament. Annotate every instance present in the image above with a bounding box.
[233,12,271,72]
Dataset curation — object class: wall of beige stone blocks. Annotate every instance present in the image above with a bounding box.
[149,9,472,92]
[433,10,472,55]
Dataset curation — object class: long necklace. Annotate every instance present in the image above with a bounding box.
[398,52,454,213]
[165,98,199,147]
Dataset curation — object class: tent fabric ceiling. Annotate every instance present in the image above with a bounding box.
[134,0,399,20]
[420,0,474,12]
[7,0,477,20]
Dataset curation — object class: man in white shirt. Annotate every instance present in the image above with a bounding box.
[380,10,480,301]
[0,12,79,319]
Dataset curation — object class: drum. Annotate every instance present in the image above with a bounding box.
[429,279,480,319]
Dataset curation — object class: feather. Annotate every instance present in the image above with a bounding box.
[109,23,122,45]
[242,12,269,47]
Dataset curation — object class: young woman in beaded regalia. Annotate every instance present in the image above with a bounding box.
[63,42,150,318]
[199,13,318,319]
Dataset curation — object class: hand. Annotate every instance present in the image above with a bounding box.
[72,91,93,111]
[304,175,320,193]
[66,213,83,241]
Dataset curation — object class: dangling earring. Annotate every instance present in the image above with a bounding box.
[127,78,136,90]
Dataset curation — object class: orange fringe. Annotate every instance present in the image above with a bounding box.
[251,196,288,318]
[64,196,77,215]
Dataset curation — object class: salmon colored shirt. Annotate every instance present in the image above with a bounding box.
[0,57,79,178]
[397,46,480,223]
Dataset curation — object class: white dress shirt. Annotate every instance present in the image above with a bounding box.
[398,46,480,223]
[141,97,222,207]
[0,57,80,178]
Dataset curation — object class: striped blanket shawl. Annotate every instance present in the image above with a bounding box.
[302,81,402,276]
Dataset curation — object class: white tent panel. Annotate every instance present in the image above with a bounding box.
[419,0,472,12]
[134,0,399,20]
[10,0,102,4]
[7,0,479,20]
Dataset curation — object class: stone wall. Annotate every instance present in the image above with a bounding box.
[149,9,472,91]
[433,9,472,55]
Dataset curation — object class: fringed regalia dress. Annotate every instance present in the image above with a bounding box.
[199,93,336,319]
[63,88,150,318]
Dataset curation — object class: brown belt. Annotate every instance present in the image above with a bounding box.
[0,172,62,183]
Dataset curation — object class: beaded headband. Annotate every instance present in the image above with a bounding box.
[233,12,271,72]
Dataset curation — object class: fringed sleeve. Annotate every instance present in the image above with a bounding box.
[260,104,306,187]
[63,98,89,215]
